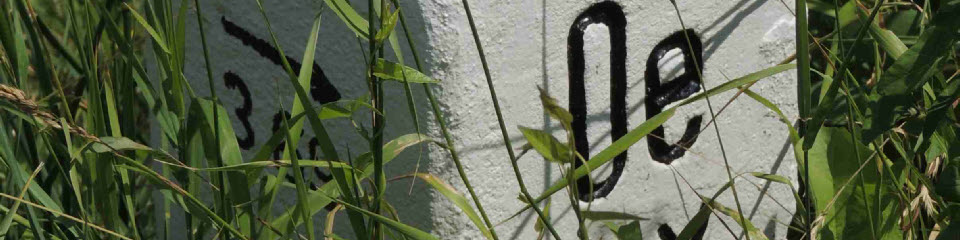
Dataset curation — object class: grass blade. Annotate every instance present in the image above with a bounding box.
[518,126,572,164]
[123,3,170,54]
[504,64,793,221]
[372,58,439,83]
[700,197,769,240]
[397,173,494,239]
[264,134,431,239]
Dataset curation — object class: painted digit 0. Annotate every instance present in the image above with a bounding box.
[567,1,628,202]
[567,1,706,202]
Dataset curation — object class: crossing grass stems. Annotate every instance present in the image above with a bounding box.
[1,0,958,239]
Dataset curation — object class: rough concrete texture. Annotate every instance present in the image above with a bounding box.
[174,0,798,239]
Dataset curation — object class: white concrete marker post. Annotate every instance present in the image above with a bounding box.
[173,0,798,239]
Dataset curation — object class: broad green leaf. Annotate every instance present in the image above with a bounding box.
[857,5,907,59]
[375,9,400,42]
[938,204,960,240]
[808,127,902,240]
[865,24,907,59]
[863,1,960,142]
[806,0,858,27]
[373,59,440,83]
[615,221,643,240]
[537,87,573,126]
[937,158,960,203]
[518,126,571,163]
[876,0,960,96]
[408,173,493,239]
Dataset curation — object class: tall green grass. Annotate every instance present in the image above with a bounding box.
[1,0,957,239]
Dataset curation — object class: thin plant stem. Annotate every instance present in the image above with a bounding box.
[669,1,749,239]
[368,0,386,237]
[192,1,230,239]
[274,78,317,240]
[458,0,565,239]
[794,0,814,234]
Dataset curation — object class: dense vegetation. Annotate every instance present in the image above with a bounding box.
[0,0,958,239]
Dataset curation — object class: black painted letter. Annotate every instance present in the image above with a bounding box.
[568,1,628,201]
[644,30,704,164]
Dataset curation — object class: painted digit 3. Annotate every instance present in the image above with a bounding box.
[221,16,342,104]
[223,71,255,149]
[220,17,337,201]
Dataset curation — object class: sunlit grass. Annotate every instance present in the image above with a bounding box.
[0,0,957,239]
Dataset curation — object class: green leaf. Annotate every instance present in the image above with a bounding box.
[614,221,643,240]
[741,89,805,175]
[408,173,493,239]
[318,96,379,119]
[314,191,438,240]
[503,63,795,223]
[518,126,571,163]
[749,172,804,211]
[373,59,440,83]
[938,204,960,240]
[876,2,960,96]
[679,64,796,106]
[537,87,573,126]
[581,211,647,221]
[91,137,152,153]
[201,160,354,172]
[808,127,903,240]
[938,161,960,203]
[375,8,400,42]
[701,197,768,240]
[677,181,731,240]
[323,0,370,38]
[188,98,255,235]
[749,172,793,187]
[123,3,171,54]
[862,2,960,142]
[264,134,432,239]
[534,200,551,234]
[859,7,907,59]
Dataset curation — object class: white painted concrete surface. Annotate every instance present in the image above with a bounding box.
[173,0,799,239]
